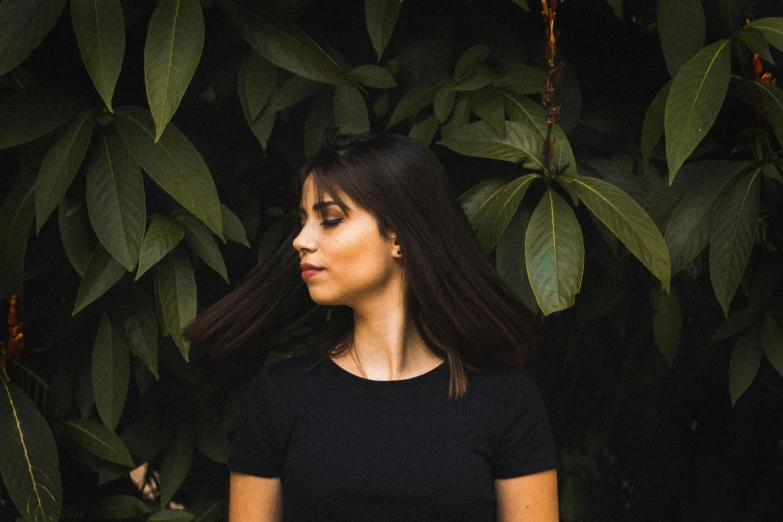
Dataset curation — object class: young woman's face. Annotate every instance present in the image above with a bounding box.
[293,175,402,307]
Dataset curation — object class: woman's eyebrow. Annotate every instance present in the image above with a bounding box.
[298,201,343,217]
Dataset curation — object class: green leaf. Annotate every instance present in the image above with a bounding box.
[408,114,439,147]
[365,0,401,61]
[145,0,205,141]
[175,212,229,283]
[438,120,545,169]
[387,78,448,128]
[433,87,456,123]
[657,0,705,77]
[256,221,286,265]
[96,494,152,520]
[471,174,541,253]
[561,174,671,291]
[753,81,783,149]
[0,0,67,74]
[761,315,783,378]
[59,199,92,277]
[247,101,277,151]
[665,161,750,274]
[348,64,397,88]
[304,94,335,158]
[221,205,250,247]
[641,81,670,170]
[87,128,146,272]
[149,510,195,522]
[71,0,125,112]
[606,0,623,18]
[64,417,135,467]
[155,247,197,361]
[107,285,160,380]
[73,244,127,315]
[650,284,682,365]
[467,88,505,136]
[746,17,783,53]
[450,66,497,91]
[729,328,761,405]
[92,314,130,431]
[459,178,507,224]
[222,0,351,85]
[189,499,225,522]
[710,306,762,344]
[333,85,370,134]
[496,207,539,315]
[510,0,529,11]
[736,27,775,64]
[114,106,223,239]
[525,189,584,315]
[159,426,195,508]
[0,379,62,522]
[440,96,470,138]
[195,415,231,464]
[35,109,96,233]
[136,215,186,281]
[493,64,546,95]
[664,39,731,182]
[0,85,82,149]
[0,176,35,297]
[238,52,277,121]
[268,75,321,113]
[454,45,491,79]
[710,167,762,317]
[121,415,173,463]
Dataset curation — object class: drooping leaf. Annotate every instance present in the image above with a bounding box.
[753,81,783,149]
[87,128,146,272]
[144,0,205,141]
[496,207,539,315]
[408,114,439,147]
[493,64,546,95]
[606,0,623,18]
[450,66,497,91]
[467,88,505,136]
[433,87,456,123]
[304,94,335,158]
[0,0,68,74]
[96,494,152,520]
[709,167,762,317]
[222,0,351,85]
[746,17,783,53]
[155,247,197,361]
[650,284,682,365]
[471,174,541,253]
[64,417,135,467]
[188,499,225,522]
[92,314,130,431]
[0,176,35,297]
[114,106,223,239]
[0,85,82,149]
[0,379,62,522]
[561,174,671,291]
[71,0,125,112]
[333,85,370,134]
[657,0,706,77]
[387,78,448,128]
[664,39,731,182]
[438,120,544,170]
[35,109,96,233]
[348,64,397,88]
[268,75,321,113]
[440,96,471,138]
[710,306,762,344]
[121,415,173,463]
[761,315,783,378]
[195,415,231,464]
[107,284,160,380]
[454,45,491,79]
[525,189,584,315]
[365,0,402,61]
[641,81,671,169]
[736,27,775,64]
[136,215,186,281]
[73,244,127,315]
[729,328,761,405]
[237,52,277,121]
[175,212,229,283]
[159,426,195,508]
[459,178,507,224]
[221,205,250,247]
[510,0,529,11]
[665,161,750,274]
[59,199,92,277]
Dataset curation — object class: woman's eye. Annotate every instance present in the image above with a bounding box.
[320,218,342,227]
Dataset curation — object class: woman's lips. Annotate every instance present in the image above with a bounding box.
[301,268,323,280]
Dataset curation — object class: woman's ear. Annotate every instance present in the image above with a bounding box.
[388,233,402,258]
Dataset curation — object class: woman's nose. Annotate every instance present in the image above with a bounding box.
[292,222,316,252]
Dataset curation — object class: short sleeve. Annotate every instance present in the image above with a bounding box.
[493,366,559,478]
[227,369,282,477]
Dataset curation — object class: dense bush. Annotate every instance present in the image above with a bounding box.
[1,0,782,520]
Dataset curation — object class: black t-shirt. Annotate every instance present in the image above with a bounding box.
[228,351,558,521]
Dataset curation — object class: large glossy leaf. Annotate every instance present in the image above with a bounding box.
[459,178,507,224]
[657,0,705,77]
[709,167,762,317]
[145,0,204,141]
[155,247,197,361]
[387,78,448,128]
[96,494,152,520]
[492,64,546,95]
[237,52,277,121]
[467,88,504,136]
[92,314,130,431]
[753,81,783,148]
[71,0,125,112]
[438,120,544,170]
[710,306,762,344]
[664,39,731,182]
[736,27,775,64]
[0,379,62,522]
[221,0,351,85]
[35,109,95,233]
[746,17,783,53]
[58,199,92,277]
[496,207,539,315]
[64,417,135,467]
[408,113,439,147]
[175,212,229,283]
[347,64,396,88]
[665,161,750,274]
[73,244,127,315]
[159,426,195,507]
[525,189,584,315]
[365,0,401,61]
[0,86,82,149]
[87,128,146,271]
[114,106,223,239]
[471,174,541,253]
[0,0,67,74]
[221,205,250,247]
[761,315,783,378]
[650,285,682,365]
[729,328,761,405]
[136,215,186,280]
[0,176,35,297]
[561,174,671,291]
[640,81,670,169]
[433,87,456,123]
[334,85,370,134]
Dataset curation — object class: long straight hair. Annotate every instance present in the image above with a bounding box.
[185,133,537,397]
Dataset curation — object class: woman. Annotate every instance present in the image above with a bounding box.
[186,133,559,521]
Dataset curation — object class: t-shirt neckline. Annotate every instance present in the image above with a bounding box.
[324,356,447,388]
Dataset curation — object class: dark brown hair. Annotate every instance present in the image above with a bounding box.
[185,132,537,397]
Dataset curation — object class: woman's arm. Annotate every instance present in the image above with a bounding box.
[229,472,283,522]
[495,469,559,522]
